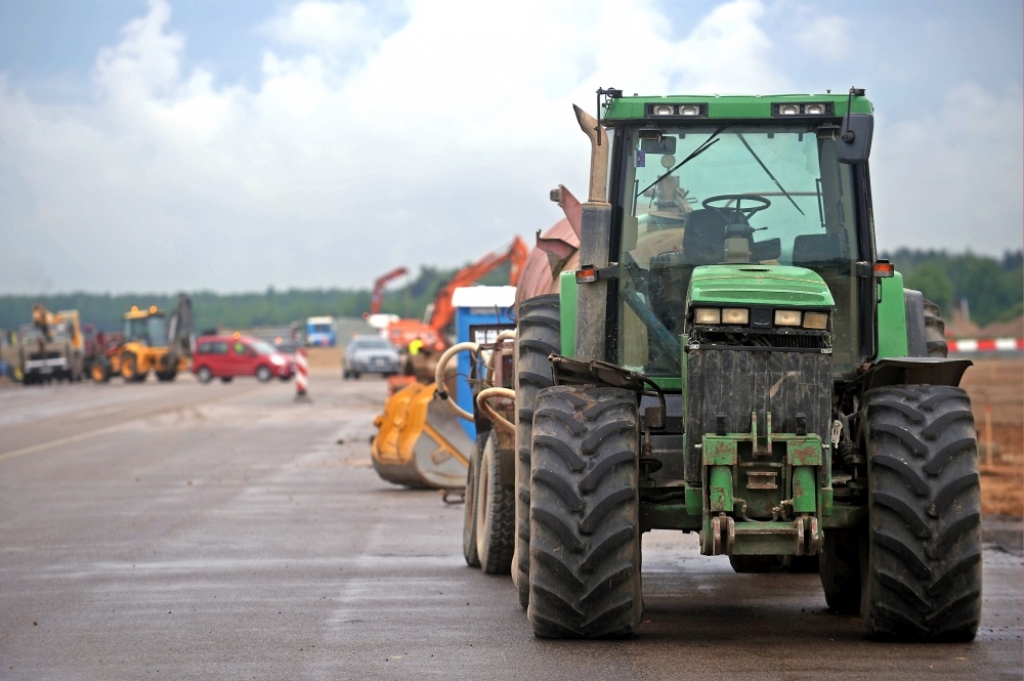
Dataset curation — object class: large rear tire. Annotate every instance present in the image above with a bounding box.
[729,555,782,573]
[862,385,982,641]
[922,299,948,358]
[513,294,560,608]
[527,385,642,638]
[475,431,515,574]
[820,527,864,614]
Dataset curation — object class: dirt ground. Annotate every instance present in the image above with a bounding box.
[307,347,1023,515]
[960,357,1024,516]
[305,346,342,372]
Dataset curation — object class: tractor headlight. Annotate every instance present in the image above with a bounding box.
[693,308,721,325]
[678,104,702,116]
[778,104,801,116]
[804,103,826,115]
[802,311,829,330]
[774,309,802,327]
[652,104,674,116]
[721,308,750,325]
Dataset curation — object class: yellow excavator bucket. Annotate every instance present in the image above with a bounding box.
[371,381,472,490]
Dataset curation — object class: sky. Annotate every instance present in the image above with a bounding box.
[0,0,1020,295]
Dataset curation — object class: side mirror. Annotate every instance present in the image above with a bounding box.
[837,114,873,164]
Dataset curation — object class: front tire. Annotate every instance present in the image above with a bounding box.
[156,370,177,382]
[91,359,111,383]
[862,385,982,641]
[196,366,213,383]
[527,385,642,638]
[256,365,272,382]
[475,431,515,574]
[121,353,143,382]
[463,435,482,568]
[513,294,560,608]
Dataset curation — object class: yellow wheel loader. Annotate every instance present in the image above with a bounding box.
[91,294,195,383]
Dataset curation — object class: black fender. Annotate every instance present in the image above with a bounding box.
[858,357,972,391]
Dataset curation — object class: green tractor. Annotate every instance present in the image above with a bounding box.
[513,88,981,641]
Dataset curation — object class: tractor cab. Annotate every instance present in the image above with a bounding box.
[123,306,168,348]
[606,97,872,381]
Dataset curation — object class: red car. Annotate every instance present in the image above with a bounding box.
[192,335,295,383]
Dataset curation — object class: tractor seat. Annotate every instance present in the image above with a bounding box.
[792,233,847,270]
[682,209,728,265]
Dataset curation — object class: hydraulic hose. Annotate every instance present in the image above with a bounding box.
[485,330,516,384]
[476,387,516,433]
[434,341,479,421]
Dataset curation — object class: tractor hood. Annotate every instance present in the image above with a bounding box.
[688,265,834,308]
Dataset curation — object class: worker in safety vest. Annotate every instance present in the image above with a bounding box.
[404,338,423,376]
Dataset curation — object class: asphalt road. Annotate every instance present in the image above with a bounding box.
[0,373,1021,680]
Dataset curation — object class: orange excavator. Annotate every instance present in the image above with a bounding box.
[384,236,529,352]
[370,266,408,315]
[425,235,529,335]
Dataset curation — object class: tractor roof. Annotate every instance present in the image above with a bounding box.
[602,92,873,124]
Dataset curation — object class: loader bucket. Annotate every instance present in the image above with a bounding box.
[371,381,472,490]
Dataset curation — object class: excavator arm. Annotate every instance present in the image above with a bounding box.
[371,266,409,315]
[427,236,528,334]
[165,293,195,367]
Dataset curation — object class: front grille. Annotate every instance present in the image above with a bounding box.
[762,333,825,349]
[690,329,828,351]
[684,348,832,484]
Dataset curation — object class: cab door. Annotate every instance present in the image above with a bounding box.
[207,340,231,376]
[230,340,258,376]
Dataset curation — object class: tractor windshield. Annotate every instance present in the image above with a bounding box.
[614,124,862,377]
[123,315,168,347]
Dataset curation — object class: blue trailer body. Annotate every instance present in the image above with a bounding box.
[453,287,516,439]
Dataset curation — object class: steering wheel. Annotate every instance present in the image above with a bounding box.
[702,194,772,220]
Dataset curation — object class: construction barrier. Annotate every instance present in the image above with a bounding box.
[947,338,1024,353]
[295,348,308,398]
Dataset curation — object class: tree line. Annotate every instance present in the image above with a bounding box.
[0,251,1019,333]
[886,249,1023,327]
[0,264,510,333]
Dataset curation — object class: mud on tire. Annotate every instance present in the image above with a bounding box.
[513,294,560,607]
[527,385,642,638]
[863,384,982,641]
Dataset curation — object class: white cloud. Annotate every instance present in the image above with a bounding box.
[260,0,383,56]
[0,0,1017,295]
